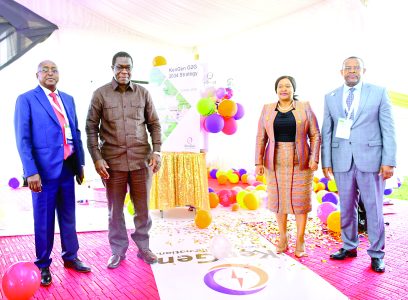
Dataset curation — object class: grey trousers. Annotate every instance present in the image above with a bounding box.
[334,162,385,259]
[105,167,152,256]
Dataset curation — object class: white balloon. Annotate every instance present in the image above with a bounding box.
[210,235,232,260]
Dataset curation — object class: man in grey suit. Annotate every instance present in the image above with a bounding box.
[321,56,396,273]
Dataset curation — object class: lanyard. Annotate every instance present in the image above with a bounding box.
[344,95,358,120]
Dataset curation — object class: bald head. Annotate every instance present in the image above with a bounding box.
[36,60,59,91]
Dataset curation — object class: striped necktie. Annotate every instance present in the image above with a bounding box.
[346,87,355,119]
[49,92,72,160]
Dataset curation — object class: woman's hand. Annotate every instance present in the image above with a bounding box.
[309,161,318,171]
[256,164,264,175]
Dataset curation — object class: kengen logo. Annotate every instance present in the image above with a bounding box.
[203,264,268,295]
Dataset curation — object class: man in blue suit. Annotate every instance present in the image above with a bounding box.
[14,60,91,286]
[321,56,397,273]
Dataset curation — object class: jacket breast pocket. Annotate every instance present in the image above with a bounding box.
[368,140,382,147]
[130,100,145,121]
[103,102,120,120]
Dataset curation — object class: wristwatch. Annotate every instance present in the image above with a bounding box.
[153,151,161,157]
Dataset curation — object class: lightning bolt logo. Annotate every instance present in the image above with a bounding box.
[231,269,244,287]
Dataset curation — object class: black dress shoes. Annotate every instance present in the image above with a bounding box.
[63,258,91,272]
[40,267,52,286]
[330,248,357,260]
[371,258,385,273]
[107,254,125,269]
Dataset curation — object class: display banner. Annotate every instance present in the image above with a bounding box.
[149,208,347,300]
[148,62,205,152]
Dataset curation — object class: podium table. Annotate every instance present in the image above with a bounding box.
[150,152,210,211]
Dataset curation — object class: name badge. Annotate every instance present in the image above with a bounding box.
[65,124,73,143]
[335,118,352,139]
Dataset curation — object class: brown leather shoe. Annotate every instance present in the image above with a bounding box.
[63,258,91,272]
[137,249,158,264]
[330,248,357,260]
[107,254,125,269]
[40,267,52,286]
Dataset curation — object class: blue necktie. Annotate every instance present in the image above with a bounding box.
[346,87,355,119]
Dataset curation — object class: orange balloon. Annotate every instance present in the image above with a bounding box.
[231,203,239,211]
[195,209,212,229]
[327,211,341,233]
[217,100,237,118]
[241,174,248,184]
[316,182,326,192]
[153,56,167,66]
[217,174,228,185]
[209,192,219,208]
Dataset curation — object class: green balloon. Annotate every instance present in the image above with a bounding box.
[127,201,135,215]
[197,98,215,116]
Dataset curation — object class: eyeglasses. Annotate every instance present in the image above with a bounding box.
[343,66,361,72]
[114,65,132,72]
[38,67,59,74]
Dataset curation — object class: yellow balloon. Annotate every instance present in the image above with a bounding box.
[328,180,338,192]
[216,170,226,178]
[227,173,239,184]
[243,193,259,210]
[152,56,167,66]
[195,209,212,229]
[255,184,267,191]
[327,211,341,233]
[236,190,248,208]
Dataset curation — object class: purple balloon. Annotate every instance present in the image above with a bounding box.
[8,177,20,189]
[209,169,218,179]
[384,188,393,196]
[208,187,215,193]
[319,177,329,190]
[238,169,247,176]
[205,114,224,133]
[322,192,339,206]
[215,88,226,99]
[317,202,338,224]
[233,103,245,120]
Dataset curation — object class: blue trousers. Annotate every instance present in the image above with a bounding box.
[334,161,385,259]
[32,160,79,268]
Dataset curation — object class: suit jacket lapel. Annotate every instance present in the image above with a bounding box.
[266,103,278,141]
[59,93,74,127]
[353,83,369,124]
[334,87,345,118]
[34,85,60,126]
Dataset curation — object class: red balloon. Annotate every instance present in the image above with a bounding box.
[229,189,238,204]
[2,261,41,300]
[222,117,237,135]
[217,190,231,207]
